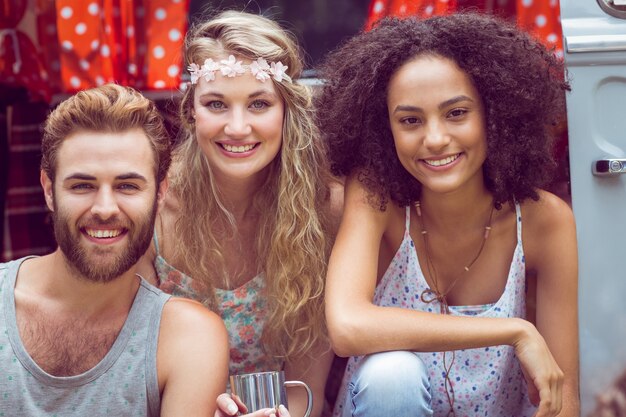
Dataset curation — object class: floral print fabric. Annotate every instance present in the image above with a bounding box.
[333,203,537,417]
[153,235,282,376]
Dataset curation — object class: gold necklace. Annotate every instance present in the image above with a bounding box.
[414,200,495,416]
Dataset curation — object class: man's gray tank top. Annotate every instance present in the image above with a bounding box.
[0,257,171,416]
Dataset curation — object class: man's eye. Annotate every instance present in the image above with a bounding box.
[71,183,93,190]
[118,183,140,191]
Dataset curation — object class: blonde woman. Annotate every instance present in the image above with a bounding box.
[138,10,340,417]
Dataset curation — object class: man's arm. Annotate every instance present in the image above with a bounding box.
[158,298,229,417]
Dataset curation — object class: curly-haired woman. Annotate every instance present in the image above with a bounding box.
[317,13,578,417]
[137,10,341,417]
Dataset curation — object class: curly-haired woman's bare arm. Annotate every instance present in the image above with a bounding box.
[325,175,565,416]
[328,175,528,352]
[523,191,580,417]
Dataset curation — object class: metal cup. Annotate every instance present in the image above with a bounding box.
[229,370,313,417]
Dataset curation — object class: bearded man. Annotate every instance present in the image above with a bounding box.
[0,84,228,416]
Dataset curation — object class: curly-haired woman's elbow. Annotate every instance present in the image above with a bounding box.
[327,315,364,357]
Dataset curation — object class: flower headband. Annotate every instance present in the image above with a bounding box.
[188,55,292,85]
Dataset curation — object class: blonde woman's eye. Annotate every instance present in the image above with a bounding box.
[206,101,225,110]
[250,100,269,110]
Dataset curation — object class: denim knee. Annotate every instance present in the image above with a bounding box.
[347,351,432,417]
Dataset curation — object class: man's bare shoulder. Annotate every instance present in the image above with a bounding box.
[157,297,229,401]
[157,297,229,388]
[160,297,226,340]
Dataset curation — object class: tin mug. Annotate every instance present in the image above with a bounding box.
[229,370,313,417]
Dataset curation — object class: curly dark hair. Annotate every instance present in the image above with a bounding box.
[316,13,570,209]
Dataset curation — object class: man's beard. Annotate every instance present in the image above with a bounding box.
[52,196,157,283]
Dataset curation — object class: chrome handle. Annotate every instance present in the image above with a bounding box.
[565,35,626,53]
[284,380,313,417]
[593,159,626,176]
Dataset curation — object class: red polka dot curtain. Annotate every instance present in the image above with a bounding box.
[0,0,189,100]
[365,0,563,58]
[56,0,189,92]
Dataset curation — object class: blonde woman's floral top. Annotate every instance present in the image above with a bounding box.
[152,233,283,375]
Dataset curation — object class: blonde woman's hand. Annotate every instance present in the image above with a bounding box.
[215,393,291,417]
[512,320,564,417]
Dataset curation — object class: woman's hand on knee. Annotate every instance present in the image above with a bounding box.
[512,321,564,417]
[215,393,291,417]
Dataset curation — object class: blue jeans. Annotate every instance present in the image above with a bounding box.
[341,351,433,417]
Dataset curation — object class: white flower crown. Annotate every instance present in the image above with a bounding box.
[187,55,292,85]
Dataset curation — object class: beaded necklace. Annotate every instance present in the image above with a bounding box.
[415,200,495,416]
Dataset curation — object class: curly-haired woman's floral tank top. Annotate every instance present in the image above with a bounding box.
[152,232,283,375]
[334,203,537,417]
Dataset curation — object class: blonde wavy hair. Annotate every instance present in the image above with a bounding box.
[168,10,332,360]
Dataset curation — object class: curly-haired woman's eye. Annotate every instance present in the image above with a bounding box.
[447,108,468,119]
[400,116,421,125]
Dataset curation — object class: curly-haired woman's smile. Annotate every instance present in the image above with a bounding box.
[387,54,487,198]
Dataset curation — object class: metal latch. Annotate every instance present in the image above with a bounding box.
[592,159,626,176]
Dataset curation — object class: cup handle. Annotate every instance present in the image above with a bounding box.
[284,380,313,417]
